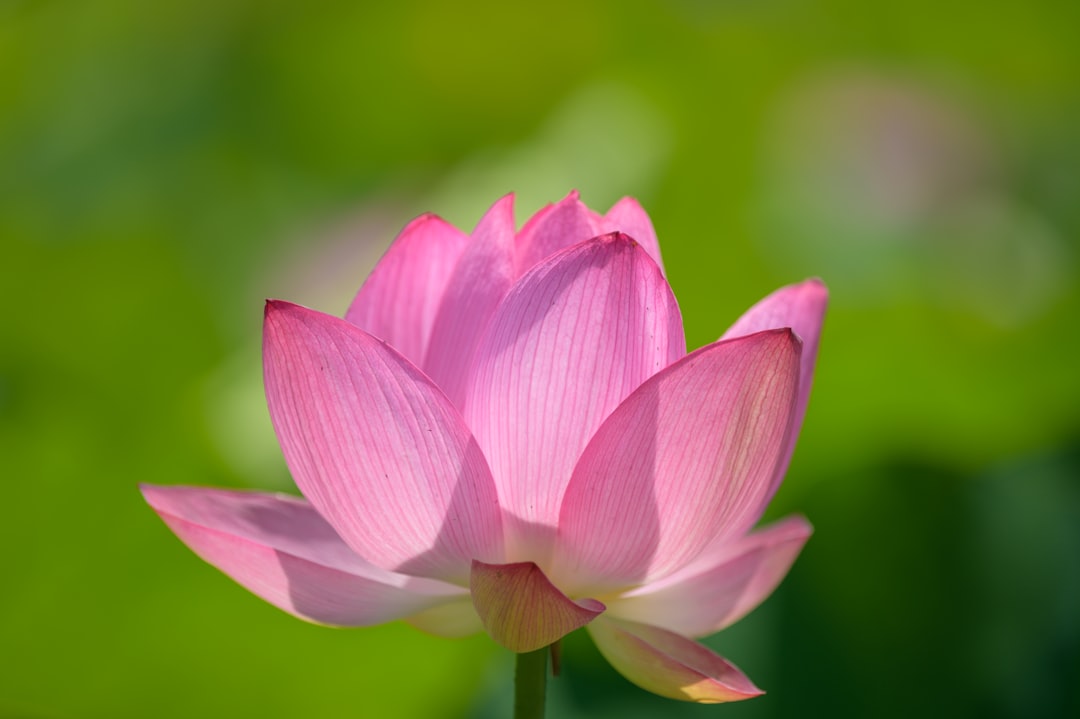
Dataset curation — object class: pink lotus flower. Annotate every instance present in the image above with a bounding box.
[142,192,826,703]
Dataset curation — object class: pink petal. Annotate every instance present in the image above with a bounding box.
[604,196,665,275]
[263,301,503,585]
[607,516,812,638]
[470,560,604,653]
[422,194,517,407]
[721,279,828,496]
[405,598,484,638]
[344,213,470,369]
[141,484,465,627]
[464,233,685,560]
[513,191,605,276]
[587,617,763,703]
[555,329,801,594]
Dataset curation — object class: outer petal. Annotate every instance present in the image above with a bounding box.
[141,485,465,626]
[606,516,812,638]
[605,196,665,274]
[721,279,827,496]
[344,213,470,369]
[470,560,604,652]
[513,190,605,276]
[587,617,763,703]
[422,194,517,407]
[263,301,503,585]
[555,329,800,594]
[405,598,484,638]
[465,233,685,560]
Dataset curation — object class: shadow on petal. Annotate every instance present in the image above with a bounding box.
[387,442,507,583]
[142,485,466,628]
[231,495,469,624]
[552,377,661,595]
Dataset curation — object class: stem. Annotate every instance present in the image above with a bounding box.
[513,646,548,719]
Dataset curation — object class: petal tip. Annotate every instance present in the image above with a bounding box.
[589,619,765,704]
[798,277,830,303]
[139,482,185,510]
[138,482,160,504]
[596,231,639,248]
[264,298,303,322]
[762,326,803,354]
[787,513,814,537]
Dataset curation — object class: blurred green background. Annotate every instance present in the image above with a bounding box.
[2,0,1078,717]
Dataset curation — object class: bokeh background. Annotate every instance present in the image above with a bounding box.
[3,0,1078,717]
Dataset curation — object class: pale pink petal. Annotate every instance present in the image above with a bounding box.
[344,213,470,368]
[263,301,503,585]
[422,194,517,407]
[465,233,685,559]
[587,617,763,703]
[513,190,605,276]
[141,485,465,627]
[554,330,800,594]
[605,196,665,274]
[405,598,483,638]
[607,516,812,637]
[721,279,828,496]
[470,560,604,653]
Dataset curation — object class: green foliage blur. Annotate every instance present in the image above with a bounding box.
[2,0,1077,717]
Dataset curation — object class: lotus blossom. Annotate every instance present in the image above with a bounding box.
[142,192,826,703]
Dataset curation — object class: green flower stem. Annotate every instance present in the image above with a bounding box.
[514,646,548,719]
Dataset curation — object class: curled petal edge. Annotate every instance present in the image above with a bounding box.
[470,560,604,653]
[587,617,764,703]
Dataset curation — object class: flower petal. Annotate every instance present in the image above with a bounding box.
[470,560,604,653]
[344,213,470,369]
[607,516,812,637]
[263,300,503,584]
[465,233,685,560]
[422,194,517,407]
[605,196,665,274]
[405,597,484,638]
[555,329,800,593]
[514,190,604,276]
[721,279,827,496]
[587,617,763,703]
[141,484,465,626]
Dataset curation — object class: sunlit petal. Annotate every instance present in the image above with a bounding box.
[465,233,684,558]
[721,279,828,496]
[605,196,665,274]
[588,617,763,703]
[345,213,470,368]
[423,194,517,407]
[556,330,800,592]
[514,190,605,275]
[263,300,503,584]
